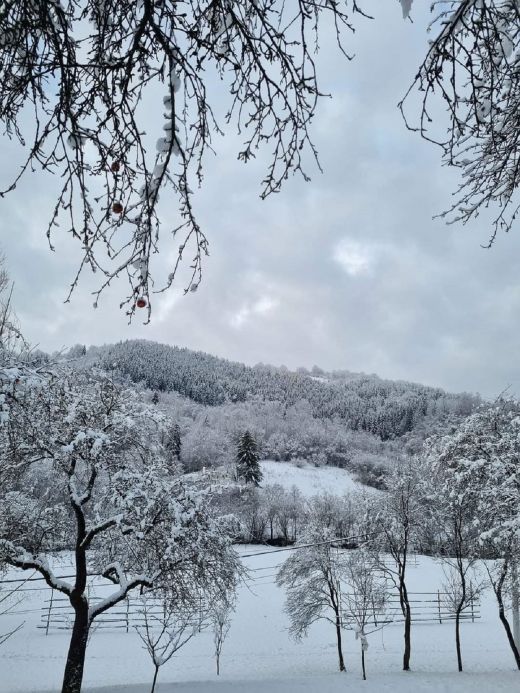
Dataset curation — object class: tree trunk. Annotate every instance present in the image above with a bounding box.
[361,646,366,681]
[61,598,90,693]
[455,557,466,673]
[496,572,520,670]
[498,605,520,670]
[328,578,345,672]
[395,529,411,671]
[150,664,160,693]
[216,654,220,676]
[399,575,411,671]
[512,560,520,653]
[335,616,346,672]
[455,606,463,672]
[403,604,411,671]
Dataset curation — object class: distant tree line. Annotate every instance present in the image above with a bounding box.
[84,340,479,441]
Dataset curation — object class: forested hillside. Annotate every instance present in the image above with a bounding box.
[85,339,479,441]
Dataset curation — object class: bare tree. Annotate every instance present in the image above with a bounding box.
[276,524,347,672]
[372,457,423,671]
[0,253,25,357]
[437,506,480,674]
[211,597,234,676]
[135,596,199,693]
[341,548,389,681]
[440,562,483,671]
[424,428,483,673]
[262,484,284,543]
[401,1,520,244]
[0,0,370,317]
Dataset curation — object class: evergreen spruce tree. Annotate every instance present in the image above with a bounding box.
[236,431,262,486]
[166,423,182,463]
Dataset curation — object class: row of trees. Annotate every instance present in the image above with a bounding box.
[0,358,518,688]
[277,404,520,678]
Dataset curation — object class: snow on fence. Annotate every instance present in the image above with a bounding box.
[38,594,210,634]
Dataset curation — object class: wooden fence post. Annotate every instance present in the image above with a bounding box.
[45,589,54,636]
[372,597,378,627]
[437,591,442,624]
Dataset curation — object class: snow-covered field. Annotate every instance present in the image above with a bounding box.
[0,550,518,693]
[259,460,364,497]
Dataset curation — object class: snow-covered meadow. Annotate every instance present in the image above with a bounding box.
[0,549,518,693]
[259,460,364,497]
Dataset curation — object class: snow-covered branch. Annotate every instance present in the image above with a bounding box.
[89,563,154,622]
[0,543,73,596]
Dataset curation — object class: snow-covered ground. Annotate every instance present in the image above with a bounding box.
[259,460,364,497]
[0,550,518,692]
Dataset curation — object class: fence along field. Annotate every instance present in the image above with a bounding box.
[0,572,210,635]
[0,553,479,637]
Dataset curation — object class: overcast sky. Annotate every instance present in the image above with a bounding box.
[1,1,519,399]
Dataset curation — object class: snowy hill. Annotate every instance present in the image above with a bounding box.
[59,340,483,490]
[79,339,480,441]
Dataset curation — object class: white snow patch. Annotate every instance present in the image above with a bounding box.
[260,460,366,497]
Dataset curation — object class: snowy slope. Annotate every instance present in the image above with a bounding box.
[0,552,518,693]
[260,460,366,497]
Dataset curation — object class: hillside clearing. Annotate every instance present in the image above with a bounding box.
[259,460,365,497]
